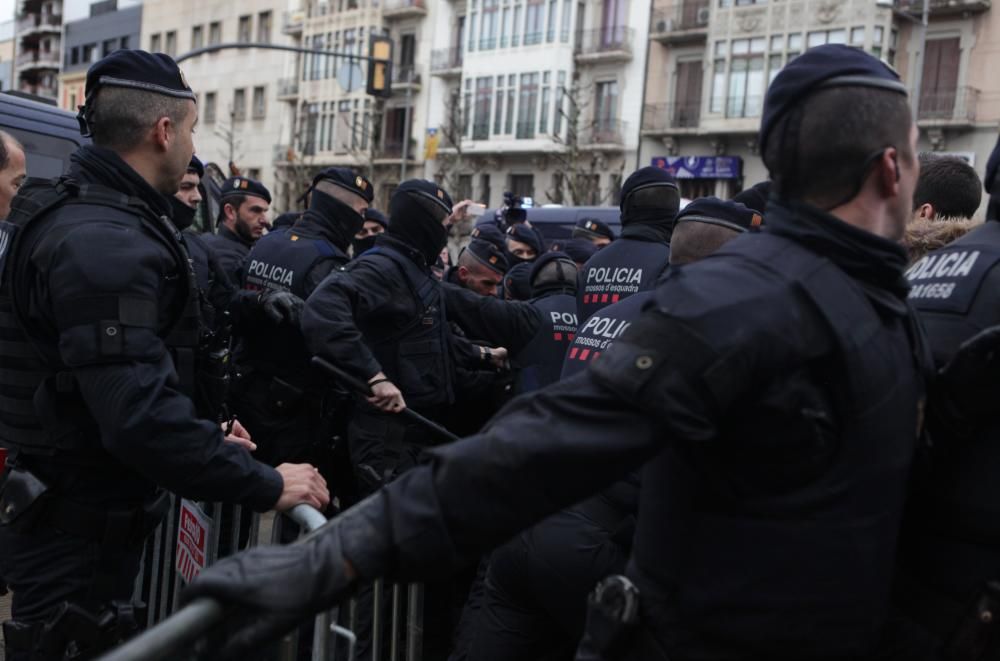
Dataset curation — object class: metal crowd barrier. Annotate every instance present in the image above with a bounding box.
[97,498,425,661]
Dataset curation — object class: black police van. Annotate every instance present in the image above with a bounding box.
[0,92,220,231]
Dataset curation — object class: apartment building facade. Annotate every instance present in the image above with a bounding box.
[273,0,440,211]
[0,21,16,93]
[427,0,650,208]
[59,1,141,112]
[15,0,62,99]
[641,0,1000,203]
[140,0,291,206]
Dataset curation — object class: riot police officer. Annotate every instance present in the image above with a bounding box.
[512,251,578,392]
[576,167,679,320]
[445,239,509,296]
[894,136,1000,658]
[353,207,388,257]
[0,50,328,661]
[201,176,271,284]
[572,217,615,249]
[234,168,372,470]
[504,222,543,265]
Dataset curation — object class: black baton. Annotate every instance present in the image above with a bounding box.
[310,356,460,443]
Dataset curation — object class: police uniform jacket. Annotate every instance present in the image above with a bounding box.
[561,291,653,380]
[202,224,252,286]
[339,200,930,660]
[0,146,281,510]
[513,288,577,392]
[576,237,669,320]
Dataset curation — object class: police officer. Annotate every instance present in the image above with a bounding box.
[501,261,533,301]
[201,176,271,284]
[548,237,598,270]
[572,217,615,248]
[470,221,507,252]
[505,222,543,264]
[562,196,763,379]
[0,50,328,661]
[577,167,679,320]
[0,131,26,221]
[512,251,578,392]
[353,207,388,257]
[445,239,509,296]
[234,168,372,470]
[893,136,1000,657]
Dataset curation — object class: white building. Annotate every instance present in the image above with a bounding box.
[140,0,293,206]
[426,0,651,208]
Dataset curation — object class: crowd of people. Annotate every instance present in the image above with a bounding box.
[1,42,1000,661]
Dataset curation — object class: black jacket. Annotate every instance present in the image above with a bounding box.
[202,224,252,286]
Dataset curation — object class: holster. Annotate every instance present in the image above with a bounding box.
[3,600,146,660]
[0,465,50,530]
[944,581,1000,661]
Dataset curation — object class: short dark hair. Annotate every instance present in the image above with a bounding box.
[763,86,913,209]
[216,194,248,226]
[88,86,191,152]
[913,153,982,218]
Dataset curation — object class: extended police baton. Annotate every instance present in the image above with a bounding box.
[310,356,460,443]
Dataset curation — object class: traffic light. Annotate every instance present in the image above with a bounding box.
[367,35,393,98]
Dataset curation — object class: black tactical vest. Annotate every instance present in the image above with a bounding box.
[562,291,652,380]
[628,233,927,658]
[513,293,577,393]
[242,228,347,299]
[355,245,455,411]
[899,220,1000,625]
[0,177,198,459]
[576,238,669,321]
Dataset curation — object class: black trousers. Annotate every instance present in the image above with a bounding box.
[466,508,629,661]
[0,524,144,660]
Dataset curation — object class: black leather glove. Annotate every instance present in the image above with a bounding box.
[183,495,388,659]
[258,290,304,325]
[932,325,1000,437]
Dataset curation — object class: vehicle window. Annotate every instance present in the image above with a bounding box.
[2,127,79,178]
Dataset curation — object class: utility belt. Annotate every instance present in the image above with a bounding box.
[0,465,169,546]
[3,600,146,659]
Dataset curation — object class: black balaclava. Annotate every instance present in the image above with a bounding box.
[168,194,197,231]
[303,189,364,253]
[352,208,388,256]
[387,181,454,265]
[619,166,681,244]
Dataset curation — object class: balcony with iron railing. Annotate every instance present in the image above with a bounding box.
[383,0,427,19]
[581,119,629,147]
[642,102,701,133]
[277,78,299,100]
[574,27,634,63]
[430,47,463,75]
[392,65,421,91]
[893,0,989,16]
[16,12,61,35]
[16,48,60,71]
[378,138,417,160]
[281,10,303,35]
[649,1,710,43]
[918,86,979,125]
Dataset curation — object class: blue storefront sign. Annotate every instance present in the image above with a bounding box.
[651,156,743,180]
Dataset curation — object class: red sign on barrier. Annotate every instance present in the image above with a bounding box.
[176,499,210,584]
[0,448,6,474]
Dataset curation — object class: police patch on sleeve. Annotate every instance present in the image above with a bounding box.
[906,246,1000,315]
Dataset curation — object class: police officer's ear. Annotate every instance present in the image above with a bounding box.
[915,202,936,221]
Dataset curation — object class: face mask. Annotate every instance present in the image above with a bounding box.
[168,194,197,231]
[351,234,378,257]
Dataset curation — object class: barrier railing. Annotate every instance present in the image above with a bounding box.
[100,499,424,661]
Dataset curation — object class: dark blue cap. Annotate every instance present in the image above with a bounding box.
[549,238,598,265]
[272,212,300,230]
[85,50,196,103]
[573,217,615,241]
[731,181,770,215]
[675,197,764,233]
[394,179,453,216]
[463,239,509,275]
[506,223,543,255]
[313,167,375,204]
[503,261,533,301]
[364,208,388,228]
[187,156,204,179]
[221,176,271,204]
[471,220,506,250]
[760,45,907,156]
